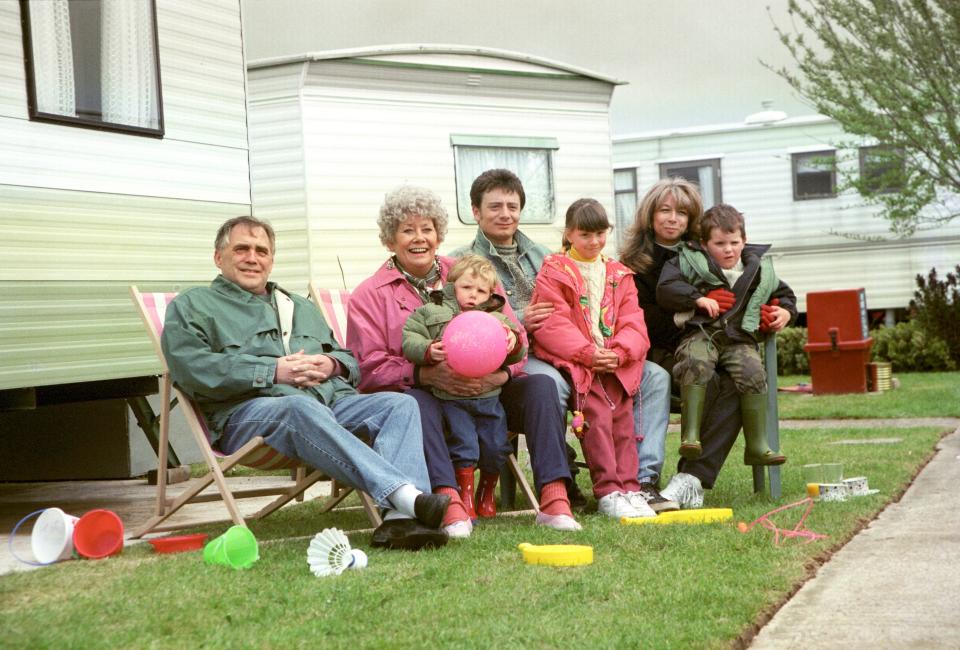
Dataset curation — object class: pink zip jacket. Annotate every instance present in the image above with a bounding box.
[348,255,529,393]
[531,253,649,397]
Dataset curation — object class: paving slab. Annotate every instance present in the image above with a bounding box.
[751,425,960,648]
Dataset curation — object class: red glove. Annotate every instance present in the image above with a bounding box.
[759,298,780,333]
[704,288,736,313]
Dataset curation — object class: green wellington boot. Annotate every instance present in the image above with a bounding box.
[741,393,786,465]
[679,384,706,459]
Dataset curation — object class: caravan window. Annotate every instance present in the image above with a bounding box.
[451,135,558,224]
[20,0,163,136]
[792,151,836,200]
[859,146,904,195]
[613,168,637,236]
[659,159,722,208]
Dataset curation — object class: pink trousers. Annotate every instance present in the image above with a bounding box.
[578,373,641,499]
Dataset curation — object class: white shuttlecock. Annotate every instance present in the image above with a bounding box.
[307,528,368,577]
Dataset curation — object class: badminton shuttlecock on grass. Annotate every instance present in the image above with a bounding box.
[307,528,368,577]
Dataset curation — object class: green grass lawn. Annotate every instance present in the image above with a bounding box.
[776,371,960,419]
[1,373,957,649]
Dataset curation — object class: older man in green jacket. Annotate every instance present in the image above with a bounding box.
[161,216,449,550]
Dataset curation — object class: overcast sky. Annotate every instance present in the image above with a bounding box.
[241,0,816,135]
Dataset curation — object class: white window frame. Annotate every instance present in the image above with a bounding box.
[859,145,904,195]
[792,150,837,200]
[659,158,723,208]
[451,134,558,224]
[613,167,638,244]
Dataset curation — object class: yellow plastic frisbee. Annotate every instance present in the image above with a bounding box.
[621,507,733,526]
[517,542,593,566]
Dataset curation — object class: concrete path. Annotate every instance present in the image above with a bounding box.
[751,424,960,648]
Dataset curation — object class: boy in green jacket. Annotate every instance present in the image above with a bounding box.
[402,255,524,520]
[657,204,796,466]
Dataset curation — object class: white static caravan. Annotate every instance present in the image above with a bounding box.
[246,45,623,292]
[0,1,250,477]
[612,116,960,313]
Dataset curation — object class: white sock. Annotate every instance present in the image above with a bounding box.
[387,483,421,519]
[382,509,411,521]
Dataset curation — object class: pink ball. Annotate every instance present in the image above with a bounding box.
[442,311,508,378]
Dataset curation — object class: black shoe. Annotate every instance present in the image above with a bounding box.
[638,482,679,513]
[370,518,448,551]
[413,493,450,529]
[567,481,588,510]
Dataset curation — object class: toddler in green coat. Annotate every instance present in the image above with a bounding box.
[402,255,524,520]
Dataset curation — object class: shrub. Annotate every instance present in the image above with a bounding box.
[773,326,809,375]
[870,320,955,371]
[910,265,960,366]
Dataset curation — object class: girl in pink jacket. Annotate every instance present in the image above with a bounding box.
[531,199,655,519]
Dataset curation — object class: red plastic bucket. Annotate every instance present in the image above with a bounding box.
[72,509,124,559]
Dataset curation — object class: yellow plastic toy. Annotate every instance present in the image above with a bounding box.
[621,508,733,526]
[517,542,593,566]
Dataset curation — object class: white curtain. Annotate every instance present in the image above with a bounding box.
[697,166,717,208]
[613,170,637,234]
[456,147,555,223]
[29,0,77,117]
[100,0,159,129]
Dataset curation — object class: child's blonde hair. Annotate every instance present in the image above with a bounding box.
[448,254,498,290]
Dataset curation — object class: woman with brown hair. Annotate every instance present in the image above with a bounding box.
[620,178,743,508]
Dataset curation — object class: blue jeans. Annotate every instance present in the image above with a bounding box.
[524,355,670,485]
[410,373,569,493]
[219,392,429,507]
[441,396,510,475]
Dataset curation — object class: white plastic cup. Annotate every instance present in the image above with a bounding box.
[31,507,80,564]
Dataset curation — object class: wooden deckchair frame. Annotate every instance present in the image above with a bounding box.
[309,284,542,514]
[128,286,381,538]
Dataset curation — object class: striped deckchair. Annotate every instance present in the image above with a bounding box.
[309,284,541,513]
[128,286,381,538]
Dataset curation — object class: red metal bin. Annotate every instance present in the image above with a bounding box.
[803,288,873,394]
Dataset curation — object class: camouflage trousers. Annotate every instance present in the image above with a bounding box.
[673,328,767,394]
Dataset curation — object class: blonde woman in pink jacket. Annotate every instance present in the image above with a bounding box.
[531,199,655,520]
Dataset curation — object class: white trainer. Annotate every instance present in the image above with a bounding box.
[443,519,472,538]
[623,492,657,518]
[660,472,704,509]
[597,492,643,519]
[535,511,582,531]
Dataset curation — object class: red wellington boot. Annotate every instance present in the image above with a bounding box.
[455,466,478,521]
[475,472,499,519]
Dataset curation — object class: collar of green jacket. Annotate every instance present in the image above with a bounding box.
[213,274,285,302]
[465,227,545,259]
[677,242,778,333]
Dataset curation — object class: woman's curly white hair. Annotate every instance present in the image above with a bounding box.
[378,185,449,246]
